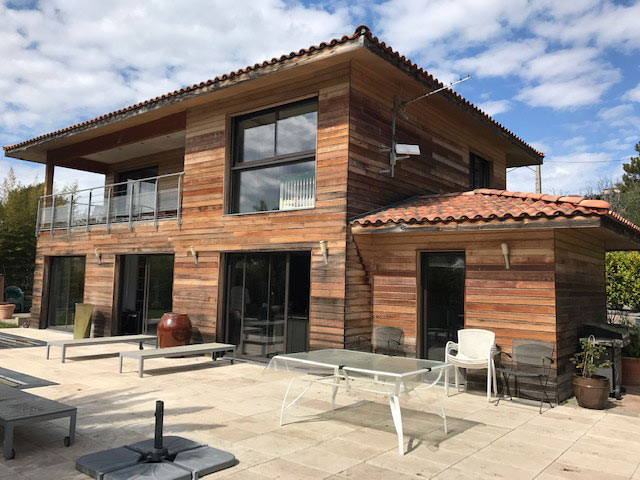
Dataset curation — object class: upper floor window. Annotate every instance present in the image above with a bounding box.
[230,99,317,214]
[469,153,491,189]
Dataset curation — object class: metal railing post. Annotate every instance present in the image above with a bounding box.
[50,195,56,236]
[128,181,135,231]
[153,179,159,230]
[177,173,183,227]
[86,190,92,232]
[67,193,74,235]
[106,187,112,233]
[35,196,41,237]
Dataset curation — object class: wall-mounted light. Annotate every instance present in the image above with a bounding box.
[319,240,328,265]
[189,245,198,265]
[501,243,510,269]
[94,248,102,266]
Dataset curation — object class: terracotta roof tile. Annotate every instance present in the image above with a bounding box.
[351,188,640,236]
[4,25,543,161]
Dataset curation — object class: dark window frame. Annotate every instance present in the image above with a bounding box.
[229,98,318,214]
[469,153,491,189]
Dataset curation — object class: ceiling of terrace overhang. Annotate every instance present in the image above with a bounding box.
[83,130,185,164]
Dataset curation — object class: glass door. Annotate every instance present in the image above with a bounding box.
[225,252,310,358]
[118,254,174,335]
[421,252,465,360]
[47,256,86,329]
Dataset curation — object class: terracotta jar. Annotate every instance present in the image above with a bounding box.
[157,313,192,348]
[0,303,16,320]
[622,357,640,386]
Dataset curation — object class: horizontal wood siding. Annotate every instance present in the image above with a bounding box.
[554,229,606,401]
[347,60,507,219]
[33,62,352,346]
[353,229,557,353]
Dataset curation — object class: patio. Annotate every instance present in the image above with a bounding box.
[1,328,639,480]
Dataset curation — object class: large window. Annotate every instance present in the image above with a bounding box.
[469,153,491,189]
[47,256,86,329]
[230,99,317,214]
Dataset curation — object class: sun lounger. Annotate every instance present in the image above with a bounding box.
[0,385,76,460]
[46,334,157,363]
[119,342,236,378]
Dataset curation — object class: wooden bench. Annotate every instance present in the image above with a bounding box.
[46,334,157,363]
[119,343,236,378]
[0,385,76,460]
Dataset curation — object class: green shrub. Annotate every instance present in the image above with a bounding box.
[606,251,640,311]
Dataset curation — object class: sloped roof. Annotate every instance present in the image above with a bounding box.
[351,189,640,237]
[4,25,542,163]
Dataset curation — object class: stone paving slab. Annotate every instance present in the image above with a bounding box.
[1,328,640,479]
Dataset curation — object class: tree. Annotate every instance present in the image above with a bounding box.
[0,170,44,300]
[620,142,640,191]
[606,251,640,311]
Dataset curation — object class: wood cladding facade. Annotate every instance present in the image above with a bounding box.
[29,51,611,401]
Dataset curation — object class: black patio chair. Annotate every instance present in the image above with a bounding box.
[357,326,405,356]
[495,338,555,413]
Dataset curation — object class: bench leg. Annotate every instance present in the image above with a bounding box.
[3,424,14,460]
[138,358,144,378]
[231,348,236,365]
[46,344,51,360]
[68,411,76,445]
[61,345,66,364]
[139,342,144,350]
[119,355,124,374]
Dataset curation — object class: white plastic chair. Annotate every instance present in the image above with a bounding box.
[445,329,498,401]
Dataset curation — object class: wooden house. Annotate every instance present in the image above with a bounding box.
[4,26,639,401]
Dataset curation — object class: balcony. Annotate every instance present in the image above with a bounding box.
[36,172,184,235]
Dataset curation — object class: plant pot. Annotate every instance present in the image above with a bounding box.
[622,357,640,386]
[0,303,16,320]
[573,374,610,409]
[157,313,192,348]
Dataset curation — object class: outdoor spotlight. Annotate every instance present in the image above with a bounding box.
[501,243,510,269]
[94,248,102,266]
[319,240,328,265]
[395,143,421,156]
[189,246,198,265]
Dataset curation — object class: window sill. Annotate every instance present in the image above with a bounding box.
[224,205,315,217]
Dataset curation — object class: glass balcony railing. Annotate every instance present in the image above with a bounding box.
[36,172,184,235]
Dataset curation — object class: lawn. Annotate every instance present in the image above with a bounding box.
[0,321,18,328]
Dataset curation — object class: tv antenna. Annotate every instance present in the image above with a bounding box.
[380,74,472,177]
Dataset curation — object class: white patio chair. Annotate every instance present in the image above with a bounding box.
[445,329,498,401]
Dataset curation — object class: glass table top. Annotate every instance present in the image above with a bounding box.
[271,349,447,375]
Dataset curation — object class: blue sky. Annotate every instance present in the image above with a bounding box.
[1,0,639,194]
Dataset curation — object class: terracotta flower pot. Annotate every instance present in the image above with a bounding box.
[0,303,16,320]
[573,374,609,409]
[157,313,192,348]
[622,357,640,386]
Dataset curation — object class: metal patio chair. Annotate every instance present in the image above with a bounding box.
[495,338,555,413]
[357,326,405,356]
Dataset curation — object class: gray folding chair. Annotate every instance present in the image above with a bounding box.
[495,339,555,413]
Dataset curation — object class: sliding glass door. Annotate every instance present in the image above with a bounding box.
[421,252,465,360]
[225,252,310,358]
[47,256,86,329]
[118,254,174,335]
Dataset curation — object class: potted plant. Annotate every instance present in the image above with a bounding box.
[0,302,16,320]
[571,336,612,409]
[622,323,640,386]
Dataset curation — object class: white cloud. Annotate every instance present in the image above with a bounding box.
[625,83,640,102]
[477,99,511,116]
[0,0,352,139]
[598,104,634,121]
[508,152,620,194]
[455,39,545,77]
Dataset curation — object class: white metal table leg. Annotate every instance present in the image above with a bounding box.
[46,344,50,359]
[389,394,404,455]
[61,345,66,363]
[331,367,340,410]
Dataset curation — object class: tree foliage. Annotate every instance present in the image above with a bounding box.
[0,169,44,296]
[620,142,640,191]
[606,251,640,311]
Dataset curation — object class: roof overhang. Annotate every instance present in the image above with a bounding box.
[351,215,640,251]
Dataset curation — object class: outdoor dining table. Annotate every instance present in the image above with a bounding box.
[267,349,451,455]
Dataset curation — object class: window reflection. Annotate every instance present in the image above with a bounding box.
[232,99,317,213]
